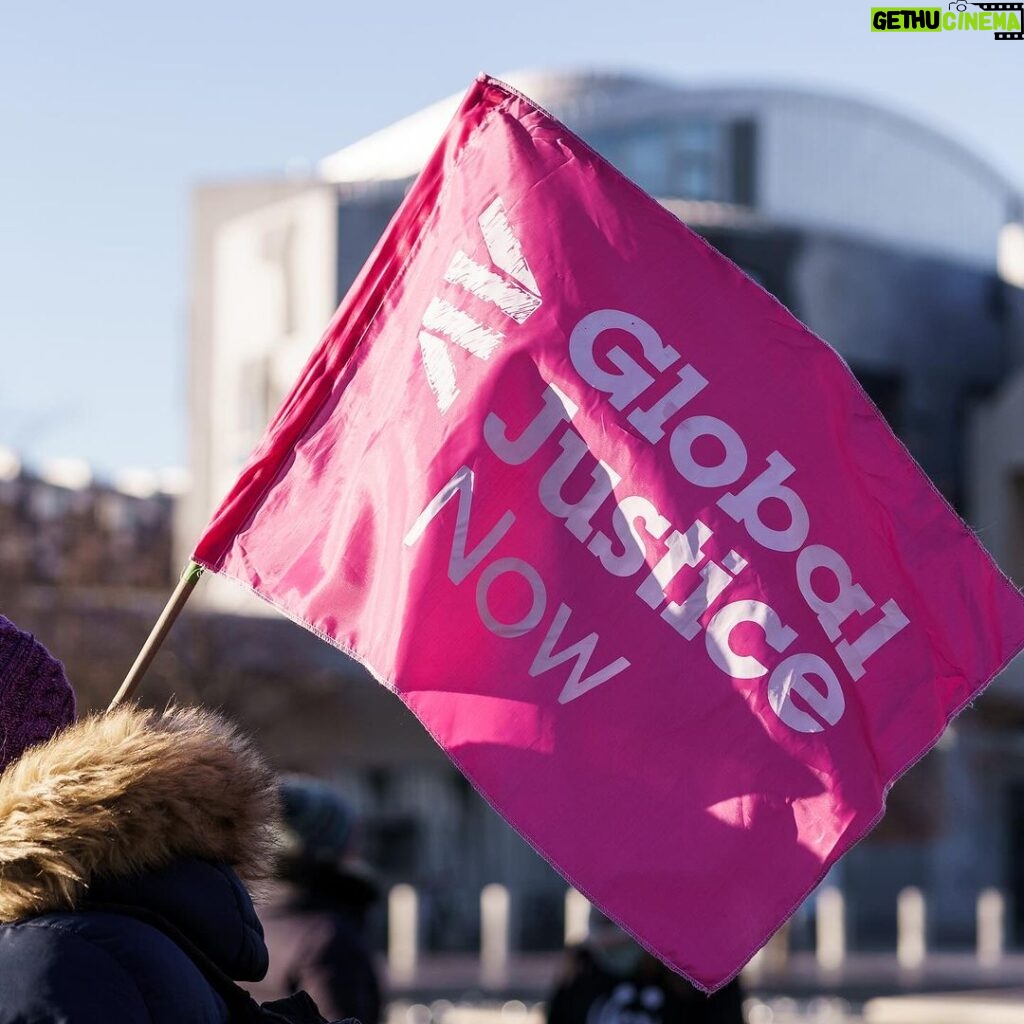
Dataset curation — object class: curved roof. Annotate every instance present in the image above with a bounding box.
[319,69,1016,200]
[318,70,654,184]
[318,69,1020,269]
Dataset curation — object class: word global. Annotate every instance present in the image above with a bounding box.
[871,6,1022,30]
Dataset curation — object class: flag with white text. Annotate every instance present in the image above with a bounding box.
[194,75,1024,991]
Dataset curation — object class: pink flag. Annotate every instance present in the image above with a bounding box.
[194,75,1024,991]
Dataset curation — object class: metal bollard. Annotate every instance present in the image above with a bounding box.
[564,888,591,947]
[480,883,511,989]
[897,887,926,970]
[744,923,789,980]
[763,922,791,973]
[742,944,766,983]
[977,888,1005,967]
[387,883,419,985]
[816,886,846,970]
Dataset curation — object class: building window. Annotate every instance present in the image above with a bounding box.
[586,117,757,206]
[1011,473,1024,586]
[239,358,272,436]
[260,224,297,338]
[854,368,903,434]
[730,119,758,207]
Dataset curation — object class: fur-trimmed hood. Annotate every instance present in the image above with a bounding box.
[0,704,279,923]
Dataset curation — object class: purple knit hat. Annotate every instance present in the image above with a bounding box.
[0,616,76,773]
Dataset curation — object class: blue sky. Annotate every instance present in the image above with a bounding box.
[2,0,1022,475]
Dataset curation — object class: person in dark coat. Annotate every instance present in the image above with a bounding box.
[0,615,282,1023]
[546,910,745,1024]
[247,777,383,1024]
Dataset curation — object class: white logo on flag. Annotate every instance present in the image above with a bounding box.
[419,197,542,413]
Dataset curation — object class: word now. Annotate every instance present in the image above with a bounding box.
[404,464,631,706]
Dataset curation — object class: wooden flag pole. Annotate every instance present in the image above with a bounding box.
[108,561,205,709]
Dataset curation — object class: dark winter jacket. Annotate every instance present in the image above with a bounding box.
[247,864,382,1024]
[546,946,745,1024]
[0,705,280,1024]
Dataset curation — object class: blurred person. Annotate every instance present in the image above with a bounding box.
[249,776,383,1024]
[546,909,744,1024]
[0,614,338,1023]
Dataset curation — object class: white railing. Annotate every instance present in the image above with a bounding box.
[896,887,926,970]
[977,887,1006,967]
[816,886,846,970]
[480,884,511,988]
[563,888,590,947]
[385,882,1012,983]
[388,883,419,985]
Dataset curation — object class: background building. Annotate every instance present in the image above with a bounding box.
[179,70,1024,952]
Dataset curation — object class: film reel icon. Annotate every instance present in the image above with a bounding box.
[968,1,1024,38]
